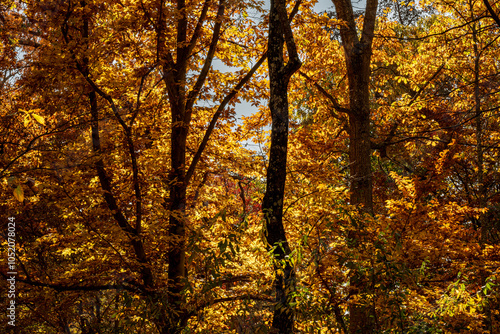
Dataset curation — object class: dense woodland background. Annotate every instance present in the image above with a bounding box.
[1,0,500,333]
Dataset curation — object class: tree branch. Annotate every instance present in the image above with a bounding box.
[187,0,212,57]
[279,0,302,77]
[88,92,136,236]
[78,2,153,287]
[408,63,445,106]
[299,71,351,115]
[131,64,158,126]
[185,51,267,185]
[483,0,500,28]
[361,0,379,46]
[184,0,303,186]
[332,0,359,53]
[1,273,144,295]
[185,0,226,115]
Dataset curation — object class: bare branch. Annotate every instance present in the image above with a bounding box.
[1,273,144,295]
[279,0,302,77]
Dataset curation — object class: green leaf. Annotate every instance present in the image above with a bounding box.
[218,240,227,253]
[7,176,17,188]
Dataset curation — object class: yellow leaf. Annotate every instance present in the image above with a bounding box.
[13,185,24,202]
[32,113,45,125]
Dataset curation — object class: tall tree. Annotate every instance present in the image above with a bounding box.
[263,0,301,332]
[155,0,268,330]
[331,0,378,332]
[0,0,269,332]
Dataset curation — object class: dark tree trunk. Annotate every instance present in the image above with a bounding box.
[156,1,267,332]
[345,40,376,334]
[157,0,208,330]
[165,119,188,333]
[347,60,373,215]
[331,0,378,333]
[263,0,301,333]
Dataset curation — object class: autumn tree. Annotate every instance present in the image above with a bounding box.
[285,0,500,331]
[2,0,500,333]
[1,0,272,332]
[154,0,267,330]
[326,0,379,332]
[262,0,301,332]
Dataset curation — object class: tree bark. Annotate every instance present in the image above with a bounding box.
[471,21,489,245]
[331,0,378,332]
[157,1,225,331]
[262,0,301,333]
[156,1,268,332]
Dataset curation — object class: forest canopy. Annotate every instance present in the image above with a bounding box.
[1,0,499,333]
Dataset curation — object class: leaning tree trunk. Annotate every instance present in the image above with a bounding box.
[262,0,301,333]
[331,0,378,333]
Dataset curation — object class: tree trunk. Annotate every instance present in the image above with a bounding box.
[331,0,378,332]
[471,22,488,244]
[263,0,301,333]
[165,117,188,333]
[345,51,376,334]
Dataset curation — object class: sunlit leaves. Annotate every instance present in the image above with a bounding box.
[1,0,500,332]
